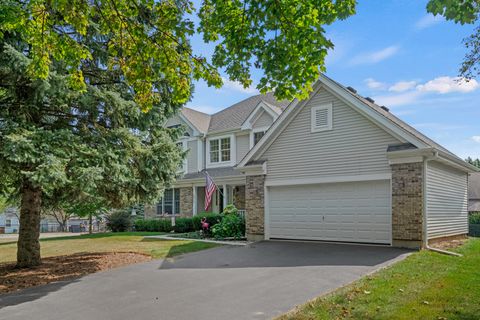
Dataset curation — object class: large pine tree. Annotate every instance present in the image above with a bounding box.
[0,37,183,267]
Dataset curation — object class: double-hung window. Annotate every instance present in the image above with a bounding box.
[157,188,180,215]
[209,137,231,164]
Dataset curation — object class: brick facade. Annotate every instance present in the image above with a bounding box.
[245,175,265,241]
[233,185,246,210]
[391,162,424,248]
[144,205,157,219]
[179,187,193,216]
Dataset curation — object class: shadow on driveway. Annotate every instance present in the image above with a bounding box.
[160,240,412,269]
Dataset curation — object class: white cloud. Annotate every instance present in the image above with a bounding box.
[373,76,479,107]
[349,45,400,65]
[373,91,422,107]
[220,77,259,94]
[364,78,386,90]
[389,81,417,92]
[416,76,479,94]
[415,14,444,30]
[472,136,480,143]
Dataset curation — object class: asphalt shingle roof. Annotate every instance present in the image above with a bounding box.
[180,92,289,134]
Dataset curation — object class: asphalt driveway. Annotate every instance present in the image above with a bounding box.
[0,241,410,320]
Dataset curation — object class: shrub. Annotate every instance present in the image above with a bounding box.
[134,218,171,232]
[106,210,132,232]
[469,213,480,224]
[211,214,245,239]
[134,213,223,233]
[222,204,238,215]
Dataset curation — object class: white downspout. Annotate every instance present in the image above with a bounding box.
[423,150,462,257]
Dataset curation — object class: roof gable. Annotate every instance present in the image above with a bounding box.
[237,74,475,172]
[208,92,289,133]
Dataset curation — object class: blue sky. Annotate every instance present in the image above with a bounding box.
[186,0,480,159]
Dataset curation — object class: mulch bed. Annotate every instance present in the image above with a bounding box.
[429,238,469,251]
[0,252,151,294]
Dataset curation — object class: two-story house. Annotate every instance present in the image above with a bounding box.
[144,92,289,218]
[145,75,476,248]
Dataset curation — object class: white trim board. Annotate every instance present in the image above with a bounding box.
[265,173,392,187]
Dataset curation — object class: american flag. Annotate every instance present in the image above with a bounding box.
[204,171,217,211]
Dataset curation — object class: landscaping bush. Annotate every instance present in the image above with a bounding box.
[211,214,245,239]
[222,204,238,215]
[134,213,222,233]
[469,212,480,224]
[106,210,132,232]
[134,218,171,232]
[469,213,480,237]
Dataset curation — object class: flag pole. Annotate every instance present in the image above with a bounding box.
[203,171,225,197]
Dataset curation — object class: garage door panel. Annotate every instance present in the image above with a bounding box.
[268,180,391,244]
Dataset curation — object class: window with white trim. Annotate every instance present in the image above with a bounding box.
[253,131,265,145]
[6,219,11,227]
[209,137,231,163]
[157,188,180,215]
[311,103,333,132]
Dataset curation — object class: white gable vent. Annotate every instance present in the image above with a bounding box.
[311,103,333,132]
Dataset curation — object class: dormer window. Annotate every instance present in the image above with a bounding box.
[253,130,265,145]
[311,103,333,133]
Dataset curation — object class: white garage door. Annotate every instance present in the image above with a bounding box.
[268,180,391,244]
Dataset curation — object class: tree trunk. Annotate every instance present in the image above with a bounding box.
[16,182,42,268]
[89,213,93,234]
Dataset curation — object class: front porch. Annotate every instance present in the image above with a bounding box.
[144,183,246,218]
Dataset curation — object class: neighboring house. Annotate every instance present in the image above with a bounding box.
[468,172,480,213]
[147,74,478,249]
[0,207,20,234]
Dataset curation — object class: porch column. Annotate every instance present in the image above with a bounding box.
[245,175,265,241]
[223,184,228,210]
[192,186,197,216]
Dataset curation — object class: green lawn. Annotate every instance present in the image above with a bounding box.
[0,232,218,263]
[278,238,480,320]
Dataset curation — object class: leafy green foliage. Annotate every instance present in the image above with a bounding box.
[211,214,245,239]
[427,0,479,24]
[106,210,133,232]
[0,0,357,107]
[222,204,238,215]
[199,0,356,100]
[427,0,480,79]
[134,213,223,233]
[470,212,480,224]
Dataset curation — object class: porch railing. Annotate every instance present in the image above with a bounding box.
[237,210,246,218]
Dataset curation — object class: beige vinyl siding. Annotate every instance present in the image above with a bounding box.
[252,111,273,128]
[165,115,194,136]
[426,161,468,239]
[236,134,250,164]
[261,87,401,181]
[187,140,198,173]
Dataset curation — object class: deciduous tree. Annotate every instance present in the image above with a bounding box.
[427,0,480,79]
[0,0,356,267]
